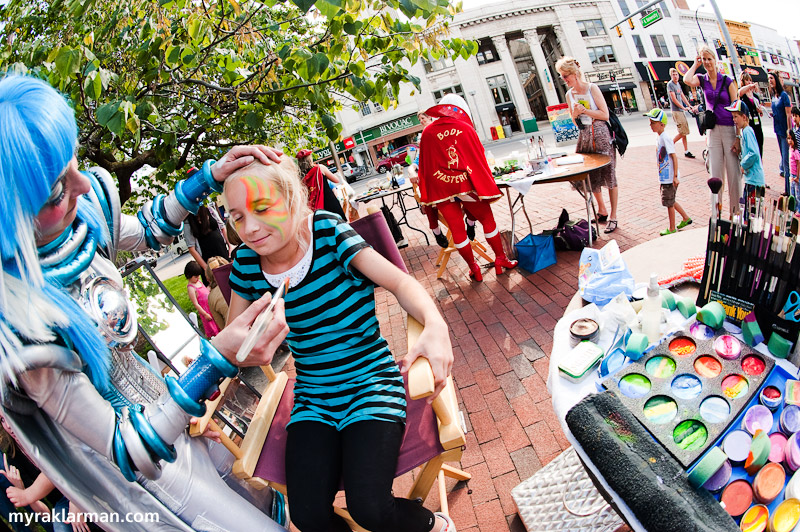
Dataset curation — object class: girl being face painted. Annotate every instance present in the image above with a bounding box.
[226,174,293,256]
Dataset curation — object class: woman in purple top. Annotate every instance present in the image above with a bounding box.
[684,44,741,216]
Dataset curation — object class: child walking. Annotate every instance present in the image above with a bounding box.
[184,260,220,338]
[726,100,766,201]
[224,157,456,532]
[645,109,692,236]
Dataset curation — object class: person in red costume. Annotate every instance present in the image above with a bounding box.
[296,148,346,218]
[418,94,518,281]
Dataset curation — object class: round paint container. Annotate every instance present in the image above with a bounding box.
[669,337,696,357]
[759,385,783,411]
[753,462,786,504]
[723,430,753,466]
[769,499,800,532]
[768,432,788,463]
[742,404,775,435]
[739,504,768,532]
[714,334,742,360]
[569,318,599,346]
[672,374,703,400]
[703,458,731,493]
[742,355,767,376]
[720,478,753,517]
[721,374,749,399]
[690,321,716,340]
[643,396,678,424]
[618,374,651,398]
[785,433,800,472]
[780,404,800,436]
[699,396,731,424]
[645,356,677,379]
[673,419,708,450]
[694,355,722,379]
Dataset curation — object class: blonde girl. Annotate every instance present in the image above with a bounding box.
[224,157,456,532]
[556,56,619,233]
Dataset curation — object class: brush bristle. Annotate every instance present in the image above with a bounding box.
[707,178,723,194]
[793,216,800,236]
[789,196,797,211]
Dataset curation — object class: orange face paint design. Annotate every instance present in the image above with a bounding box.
[236,175,289,238]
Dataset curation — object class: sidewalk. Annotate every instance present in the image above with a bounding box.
[351,136,784,531]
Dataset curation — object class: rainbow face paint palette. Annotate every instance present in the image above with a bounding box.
[603,323,774,467]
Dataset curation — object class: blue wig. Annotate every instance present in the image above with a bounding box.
[0,75,109,389]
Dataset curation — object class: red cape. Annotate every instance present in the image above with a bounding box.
[303,166,325,211]
[418,115,500,205]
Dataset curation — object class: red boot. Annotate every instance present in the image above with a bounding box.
[468,261,483,282]
[494,255,518,275]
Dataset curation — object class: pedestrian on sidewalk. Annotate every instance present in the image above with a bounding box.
[726,100,765,204]
[556,56,619,233]
[769,72,792,193]
[683,45,741,217]
[737,71,765,157]
[667,68,697,159]
[645,109,692,236]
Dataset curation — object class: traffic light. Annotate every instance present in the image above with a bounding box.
[610,74,616,82]
[735,45,745,57]
[616,26,622,38]
[628,19,635,30]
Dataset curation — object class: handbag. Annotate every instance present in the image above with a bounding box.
[515,233,557,273]
[499,229,518,260]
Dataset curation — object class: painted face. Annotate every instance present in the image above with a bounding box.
[226,175,292,255]
[34,157,91,246]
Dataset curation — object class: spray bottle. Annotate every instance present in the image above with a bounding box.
[641,273,662,344]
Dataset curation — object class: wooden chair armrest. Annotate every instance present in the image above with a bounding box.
[189,378,231,437]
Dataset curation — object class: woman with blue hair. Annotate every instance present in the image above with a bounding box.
[0,75,290,531]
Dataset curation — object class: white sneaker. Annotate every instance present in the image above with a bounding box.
[396,238,408,248]
[434,512,457,532]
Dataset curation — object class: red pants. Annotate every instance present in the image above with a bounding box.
[436,200,506,264]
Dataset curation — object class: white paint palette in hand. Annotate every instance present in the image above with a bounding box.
[235,278,289,363]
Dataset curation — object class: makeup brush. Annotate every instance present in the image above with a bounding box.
[708,178,723,225]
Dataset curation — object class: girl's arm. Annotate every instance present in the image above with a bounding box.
[319,165,340,184]
[350,248,453,400]
[226,292,253,324]
[683,56,702,87]
[187,285,212,321]
[6,472,54,515]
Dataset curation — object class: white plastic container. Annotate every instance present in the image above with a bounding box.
[641,273,662,344]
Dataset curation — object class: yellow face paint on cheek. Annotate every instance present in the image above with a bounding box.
[237,176,290,239]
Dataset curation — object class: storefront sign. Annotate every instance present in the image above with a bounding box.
[312,114,421,159]
[376,115,419,137]
[745,67,759,76]
[779,71,791,80]
[343,136,355,149]
[585,67,634,84]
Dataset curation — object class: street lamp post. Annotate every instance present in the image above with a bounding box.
[468,90,486,140]
[694,3,706,44]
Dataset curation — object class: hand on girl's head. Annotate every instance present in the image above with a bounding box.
[212,145,284,182]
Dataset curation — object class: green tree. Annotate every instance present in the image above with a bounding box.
[0,0,475,205]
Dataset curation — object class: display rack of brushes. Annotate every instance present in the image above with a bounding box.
[696,179,800,359]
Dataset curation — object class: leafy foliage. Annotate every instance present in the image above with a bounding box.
[1,0,475,204]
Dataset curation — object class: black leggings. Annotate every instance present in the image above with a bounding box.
[286,420,435,532]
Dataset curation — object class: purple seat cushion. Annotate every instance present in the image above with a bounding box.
[212,262,233,304]
[252,373,444,488]
[349,211,408,273]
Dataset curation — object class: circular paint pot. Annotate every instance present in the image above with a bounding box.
[742,404,775,435]
[760,385,783,411]
[671,374,703,400]
[703,458,731,493]
[643,395,678,424]
[618,374,651,398]
[742,355,767,376]
[753,462,786,504]
[769,432,788,463]
[769,498,800,532]
[780,404,800,436]
[690,321,716,340]
[700,396,731,424]
[722,374,749,400]
[785,433,800,472]
[673,419,708,450]
[570,318,599,346]
[669,337,697,357]
[720,478,753,517]
[740,504,769,532]
[694,355,722,379]
[785,470,800,500]
[715,334,742,360]
[723,430,753,466]
[645,355,677,379]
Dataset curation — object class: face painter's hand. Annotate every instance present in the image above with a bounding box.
[211,145,285,182]
[212,294,289,367]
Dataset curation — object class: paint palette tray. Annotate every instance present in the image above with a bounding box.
[603,321,774,467]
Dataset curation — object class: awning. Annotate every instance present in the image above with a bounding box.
[635,61,675,82]
[597,82,636,91]
[495,102,516,112]
[741,66,768,83]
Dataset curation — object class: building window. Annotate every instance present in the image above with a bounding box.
[634,0,646,7]
[767,47,775,63]
[433,85,465,101]
[487,75,512,105]
[659,1,670,17]
[632,35,646,58]
[617,0,630,16]
[651,35,669,58]
[577,19,606,37]
[359,102,372,116]
[588,45,617,64]
[422,55,454,73]
[673,35,685,57]
[373,102,383,113]
[476,38,500,65]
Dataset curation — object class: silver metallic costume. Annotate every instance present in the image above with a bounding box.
[1,165,284,531]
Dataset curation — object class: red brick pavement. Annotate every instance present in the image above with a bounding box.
[287,136,786,532]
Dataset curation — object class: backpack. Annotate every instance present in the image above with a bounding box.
[607,112,628,156]
[547,209,597,251]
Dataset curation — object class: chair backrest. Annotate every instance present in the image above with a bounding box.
[213,262,234,304]
[349,211,408,273]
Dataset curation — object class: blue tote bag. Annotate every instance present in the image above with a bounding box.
[515,233,557,273]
